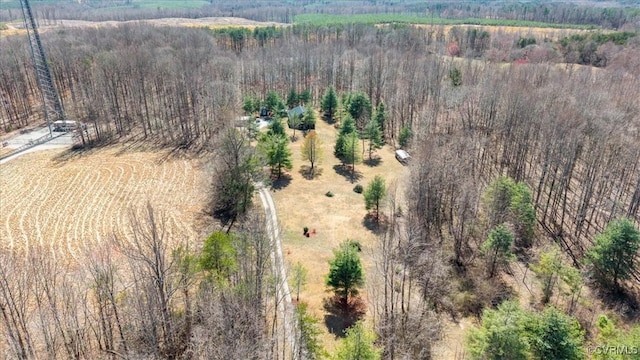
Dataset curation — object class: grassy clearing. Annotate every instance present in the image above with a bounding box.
[132,0,209,9]
[294,13,598,30]
[271,117,408,352]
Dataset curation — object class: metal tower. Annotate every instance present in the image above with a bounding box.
[20,0,65,136]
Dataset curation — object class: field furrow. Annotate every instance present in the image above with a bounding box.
[0,148,208,261]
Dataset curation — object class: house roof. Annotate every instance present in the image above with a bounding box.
[287,105,305,118]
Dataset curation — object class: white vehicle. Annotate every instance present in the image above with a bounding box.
[395,149,411,165]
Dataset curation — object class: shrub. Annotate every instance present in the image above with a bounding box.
[353,184,363,193]
[325,191,334,197]
[347,240,362,252]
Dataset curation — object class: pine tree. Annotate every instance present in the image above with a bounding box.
[342,132,361,180]
[302,106,316,131]
[586,218,640,289]
[364,119,383,160]
[373,101,387,140]
[334,322,380,360]
[326,241,364,306]
[321,85,338,121]
[334,116,356,160]
[481,224,514,278]
[262,133,292,179]
[286,87,299,108]
[364,176,386,222]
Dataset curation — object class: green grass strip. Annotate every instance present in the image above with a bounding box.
[294,13,598,30]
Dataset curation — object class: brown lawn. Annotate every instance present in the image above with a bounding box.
[270,116,408,352]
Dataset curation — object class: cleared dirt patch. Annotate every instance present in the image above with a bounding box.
[272,119,408,351]
[0,147,209,262]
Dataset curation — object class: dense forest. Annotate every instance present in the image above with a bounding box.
[1,5,640,358]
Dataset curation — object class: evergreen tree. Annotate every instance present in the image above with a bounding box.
[527,307,585,360]
[342,132,361,179]
[593,315,640,360]
[467,301,585,360]
[483,176,536,249]
[510,182,536,248]
[530,245,563,304]
[326,241,364,306]
[321,85,338,121]
[261,133,292,179]
[373,101,387,140]
[586,218,640,289]
[264,91,285,117]
[467,301,529,360]
[295,303,324,360]
[242,95,259,115]
[299,89,312,105]
[449,66,463,87]
[482,224,514,278]
[398,125,412,148]
[302,106,316,131]
[364,119,383,160]
[334,322,381,360]
[200,231,237,282]
[364,175,386,222]
[267,117,286,137]
[286,87,299,108]
[347,91,372,130]
[334,116,356,160]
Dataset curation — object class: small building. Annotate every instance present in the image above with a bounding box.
[287,105,316,130]
[287,105,305,121]
[395,149,410,165]
[53,120,81,132]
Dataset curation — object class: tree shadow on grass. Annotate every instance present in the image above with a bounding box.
[299,165,323,180]
[270,173,292,191]
[52,136,116,164]
[592,282,640,321]
[333,164,362,183]
[323,295,366,338]
[322,115,336,125]
[363,156,382,167]
[362,213,388,234]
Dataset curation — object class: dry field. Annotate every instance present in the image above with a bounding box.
[415,23,594,42]
[0,17,286,38]
[0,146,209,262]
[272,119,408,351]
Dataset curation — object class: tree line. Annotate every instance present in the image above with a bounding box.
[2,0,639,29]
[4,23,637,143]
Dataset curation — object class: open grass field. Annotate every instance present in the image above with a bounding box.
[294,13,598,30]
[271,118,408,351]
[0,146,209,262]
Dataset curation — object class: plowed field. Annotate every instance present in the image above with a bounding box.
[0,148,208,260]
